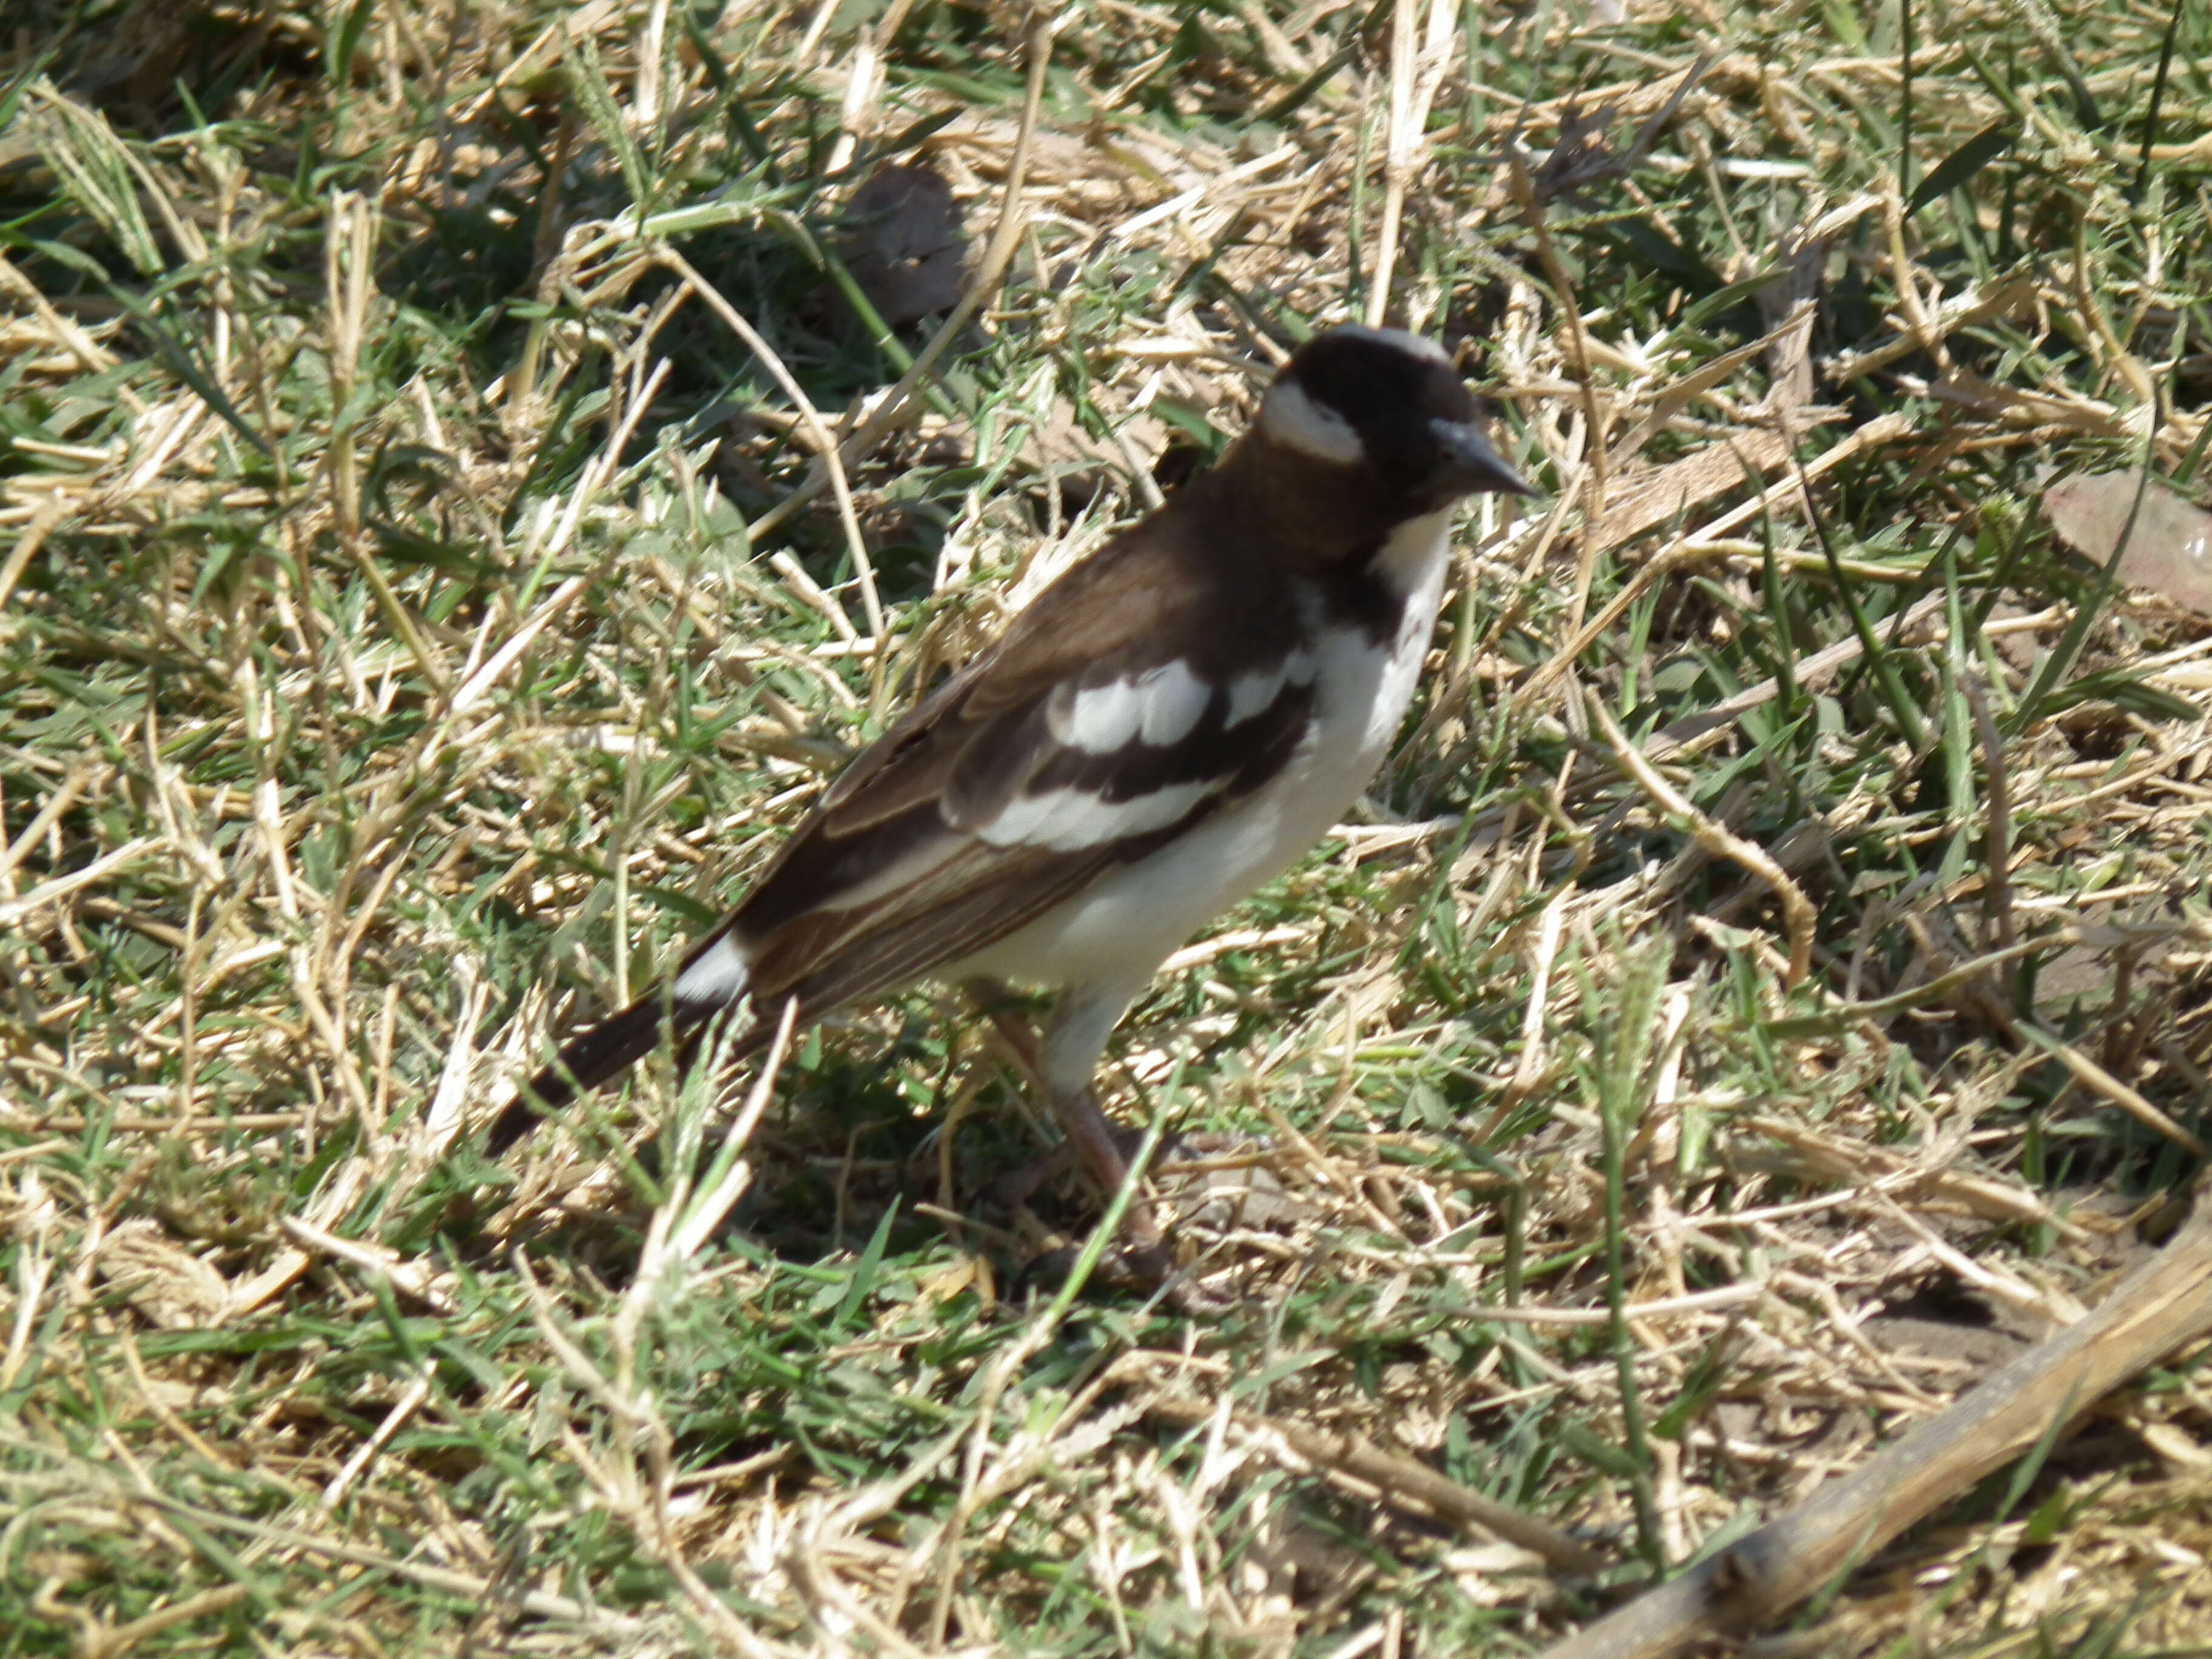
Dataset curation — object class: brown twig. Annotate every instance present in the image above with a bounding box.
[1964,668,2016,951]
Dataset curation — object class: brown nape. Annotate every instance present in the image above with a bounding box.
[1206,430,1394,570]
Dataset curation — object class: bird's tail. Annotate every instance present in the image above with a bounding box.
[486,991,709,1152]
[489,930,765,1153]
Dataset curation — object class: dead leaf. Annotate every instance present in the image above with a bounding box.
[97,1219,229,1330]
[2045,468,2212,615]
[837,162,967,327]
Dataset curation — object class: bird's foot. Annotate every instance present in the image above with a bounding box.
[985,1106,1313,1313]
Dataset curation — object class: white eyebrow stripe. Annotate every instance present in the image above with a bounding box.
[974,777,1227,852]
[1259,380,1364,464]
[673,934,751,1004]
[1335,324,1452,364]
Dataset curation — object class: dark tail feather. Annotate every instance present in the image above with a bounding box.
[486,993,713,1153]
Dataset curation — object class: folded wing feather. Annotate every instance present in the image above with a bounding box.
[500,513,1316,1146]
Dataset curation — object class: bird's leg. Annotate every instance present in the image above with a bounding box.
[963,976,1171,1271]
[962,977,1046,1085]
[1044,1077,1167,1257]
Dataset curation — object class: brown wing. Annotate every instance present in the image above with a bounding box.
[718,475,1305,999]
[494,478,1315,1149]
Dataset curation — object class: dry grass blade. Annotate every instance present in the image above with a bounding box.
[1586,692,1814,985]
[1366,0,1457,327]
[667,996,803,1260]
[662,246,885,638]
[6,1,2210,1652]
[745,12,1055,548]
[1543,1193,2212,1659]
[0,498,67,614]
[1147,1392,1605,1574]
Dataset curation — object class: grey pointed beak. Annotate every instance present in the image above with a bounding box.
[1432,418,1538,497]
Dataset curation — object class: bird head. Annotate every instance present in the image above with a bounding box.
[1254,326,1535,520]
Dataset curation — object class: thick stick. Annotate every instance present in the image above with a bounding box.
[1544,1194,2212,1659]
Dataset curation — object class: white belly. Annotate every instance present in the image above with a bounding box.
[957,510,1454,988]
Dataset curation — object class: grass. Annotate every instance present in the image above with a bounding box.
[3,0,2212,1652]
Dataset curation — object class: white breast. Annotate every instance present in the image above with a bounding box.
[959,508,1456,988]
